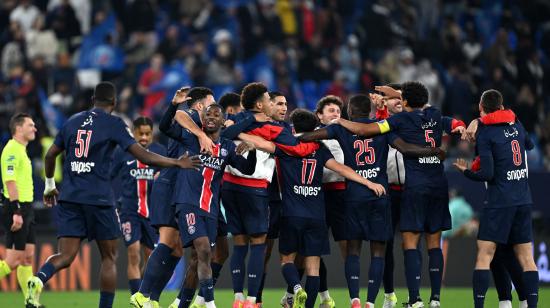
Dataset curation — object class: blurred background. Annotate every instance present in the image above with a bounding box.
[1,0,550,289]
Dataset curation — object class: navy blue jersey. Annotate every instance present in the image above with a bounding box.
[275,145,333,220]
[268,121,292,202]
[384,106,446,188]
[465,121,533,208]
[326,118,391,202]
[173,131,256,218]
[54,108,136,206]
[112,143,166,217]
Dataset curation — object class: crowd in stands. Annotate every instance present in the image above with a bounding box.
[1,0,550,171]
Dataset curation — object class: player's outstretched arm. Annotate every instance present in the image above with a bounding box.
[174,110,214,154]
[335,118,384,137]
[44,144,63,207]
[391,137,445,160]
[297,128,329,142]
[325,159,386,197]
[229,141,258,175]
[127,143,202,169]
[238,133,276,154]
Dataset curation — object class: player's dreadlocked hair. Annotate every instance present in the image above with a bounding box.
[290,109,319,133]
[133,116,153,130]
[480,89,503,113]
[401,81,429,108]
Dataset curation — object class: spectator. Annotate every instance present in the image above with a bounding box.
[48,81,73,114]
[206,31,239,88]
[45,0,81,48]
[47,0,91,34]
[25,15,59,66]
[9,0,40,32]
[157,25,181,64]
[138,54,166,117]
[1,22,25,78]
[335,34,361,88]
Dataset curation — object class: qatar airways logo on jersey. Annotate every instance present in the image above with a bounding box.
[421,119,438,129]
[293,185,322,197]
[356,167,380,179]
[130,168,155,180]
[507,168,528,181]
[199,154,226,171]
[71,161,95,174]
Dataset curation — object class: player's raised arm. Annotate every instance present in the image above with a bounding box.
[127,144,202,170]
[391,137,445,159]
[297,127,329,142]
[335,117,387,138]
[324,158,386,197]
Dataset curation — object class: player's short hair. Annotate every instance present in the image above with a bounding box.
[269,91,284,100]
[315,95,343,115]
[241,82,268,110]
[133,116,153,130]
[348,94,371,117]
[219,92,241,110]
[204,103,225,115]
[9,113,32,135]
[401,81,428,108]
[93,81,117,106]
[290,109,318,133]
[187,87,214,108]
[480,89,503,113]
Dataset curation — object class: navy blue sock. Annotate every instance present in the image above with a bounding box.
[367,256,384,303]
[319,258,328,292]
[139,243,173,296]
[428,248,443,301]
[490,248,512,301]
[230,245,248,293]
[282,263,301,291]
[298,268,305,280]
[129,279,141,294]
[36,262,56,284]
[211,262,223,286]
[345,255,360,299]
[99,291,115,308]
[501,246,526,301]
[522,271,538,307]
[247,243,266,297]
[305,276,320,308]
[199,278,214,302]
[178,288,195,308]
[383,240,395,294]
[150,255,180,301]
[257,273,266,302]
[473,269,490,308]
[404,249,421,304]
[286,283,294,294]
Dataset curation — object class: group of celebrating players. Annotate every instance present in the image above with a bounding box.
[15,79,538,308]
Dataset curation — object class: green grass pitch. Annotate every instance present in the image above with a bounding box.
[1,288,548,307]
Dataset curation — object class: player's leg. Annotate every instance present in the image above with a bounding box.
[499,244,528,307]
[258,200,282,306]
[345,239,362,305]
[366,241,386,307]
[17,243,35,299]
[1,249,25,278]
[491,246,513,308]
[304,256,320,308]
[245,233,267,305]
[127,241,142,294]
[96,239,119,308]
[402,231,422,306]
[1,204,32,281]
[177,250,199,308]
[194,236,215,308]
[473,240,497,308]
[257,237,275,306]
[211,216,229,288]
[384,188,401,308]
[426,231,443,305]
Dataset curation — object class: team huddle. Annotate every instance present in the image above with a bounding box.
[15,80,538,308]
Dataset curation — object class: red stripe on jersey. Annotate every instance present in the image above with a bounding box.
[137,161,149,218]
[275,142,319,157]
[322,181,346,191]
[199,145,220,213]
[222,172,269,188]
[248,124,284,141]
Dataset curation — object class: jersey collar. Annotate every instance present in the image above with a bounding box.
[479,109,516,125]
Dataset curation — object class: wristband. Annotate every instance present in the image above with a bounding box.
[45,177,56,193]
[8,200,22,214]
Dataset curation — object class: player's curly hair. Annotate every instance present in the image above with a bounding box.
[219,92,241,110]
[290,109,318,133]
[480,89,503,113]
[401,81,429,108]
[315,95,343,115]
[241,82,268,110]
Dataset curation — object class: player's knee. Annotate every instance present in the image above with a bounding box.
[516,252,537,271]
[250,234,266,245]
[127,249,141,265]
[214,246,229,264]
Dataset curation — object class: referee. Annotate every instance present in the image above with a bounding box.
[0,113,37,302]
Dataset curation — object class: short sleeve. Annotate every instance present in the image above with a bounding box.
[318,146,334,166]
[53,126,65,149]
[324,124,340,140]
[385,114,402,132]
[386,131,399,145]
[112,118,137,151]
[476,130,492,157]
[1,147,18,182]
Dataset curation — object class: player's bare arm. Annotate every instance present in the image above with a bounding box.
[174,110,214,155]
[127,144,202,170]
[296,128,329,142]
[238,133,276,154]
[462,118,479,142]
[333,118,384,138]
[391,137,446,160]
[43,144,63,207]
[324,158,386,197]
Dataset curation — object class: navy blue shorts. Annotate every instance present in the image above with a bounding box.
[324,189,347,241]
[176,203,217,248]
[400,186,451,233]
[120,211,158,250]
[279,216,330,256]
[149,180,178,229]
[217,210,228,237]
[389,187,403,234]
[346,198,393,242]
[56,201,121,241]
[222,189,269,236]
[478,205,533,244]
[267,200,282,239]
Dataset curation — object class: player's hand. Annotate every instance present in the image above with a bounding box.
[11,214,23,232]
[369,93,385,110]
[224,119,235,127]
[43,188,59,207]
[375,85,401,99]
[451,126,466,134]
[171,86,191,106]
[198,133,215,155]
[254,113,270,122]
[177,151,203,171]
[236,141,256,155]
[329,118,341,125]
[453,158,469,172]
[366,182,386,197]
[462,119,479,142]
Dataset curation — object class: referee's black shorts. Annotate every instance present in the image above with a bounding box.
[1,201,36,250]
